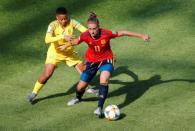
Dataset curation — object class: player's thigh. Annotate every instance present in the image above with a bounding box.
[79,62,98,85]
[75,62,86,73]
[43,64,56,77]
[65,53,83,67]
[99,63,114,84]
[45,52,60,66]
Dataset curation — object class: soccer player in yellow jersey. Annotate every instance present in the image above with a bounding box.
[27,7,87,103]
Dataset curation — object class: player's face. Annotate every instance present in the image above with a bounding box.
[56,14,69,27]
[88,22,99,38]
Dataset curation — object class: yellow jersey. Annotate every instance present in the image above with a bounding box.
[45,19,87,56]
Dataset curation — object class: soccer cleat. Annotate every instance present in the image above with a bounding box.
[27,93,37,103]
[67,97,80,106]
[94,107,103,118]
[86,88,98,94]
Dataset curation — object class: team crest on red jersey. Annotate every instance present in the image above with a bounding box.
[101,39,106,45]
[89,41,93,45]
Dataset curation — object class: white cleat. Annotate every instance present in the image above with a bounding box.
[67,97,80,106]
[94,107,103,118]
[86,88,98,94]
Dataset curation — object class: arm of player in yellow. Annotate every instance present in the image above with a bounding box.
[45,33,75,44]
[72,19,87,33]
[45,22,65,44]
[57,38,79,51]
[117,31,150,41]
[45,33,64,44]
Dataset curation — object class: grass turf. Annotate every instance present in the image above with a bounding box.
[0,0,195,130]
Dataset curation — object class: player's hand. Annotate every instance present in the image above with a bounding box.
[57,45,68,51]
[64,35,75,42]
[142,35,150,42]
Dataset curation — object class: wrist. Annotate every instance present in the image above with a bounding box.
[140,34,145,39]
[67,42,72,47]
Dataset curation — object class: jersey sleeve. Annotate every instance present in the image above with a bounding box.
[46,22,55,34]
[45,22,64,44]
[72,19,87,33]
[109,30,119,39]
[77,32,88,44]
[77,34,84,44]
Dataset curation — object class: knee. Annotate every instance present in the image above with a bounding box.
[100,83,108,86]
[100,71,111,84]
[43,71,53,79]
[77,81,88,91]
[100,78,109,85]
[77,63,86,72]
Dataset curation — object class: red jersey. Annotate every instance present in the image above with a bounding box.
[78,28,119,62]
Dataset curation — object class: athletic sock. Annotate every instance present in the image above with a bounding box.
[32,81,44,94]
[76,88,85,100]
[98,84,108,109]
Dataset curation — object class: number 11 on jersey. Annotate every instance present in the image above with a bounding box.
[94,46,100,52]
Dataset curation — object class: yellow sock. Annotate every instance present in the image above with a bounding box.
[32,81,44,94]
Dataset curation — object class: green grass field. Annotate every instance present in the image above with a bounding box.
[0,0,195,130]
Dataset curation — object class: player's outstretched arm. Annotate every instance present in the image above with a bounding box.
[57,38,79,51]
[72,19,87,33]
[117,31,150,41]
[45,33,75,44]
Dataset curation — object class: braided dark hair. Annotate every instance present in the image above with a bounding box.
[87,12,99,25]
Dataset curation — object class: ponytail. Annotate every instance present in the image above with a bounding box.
[87,12,99,25]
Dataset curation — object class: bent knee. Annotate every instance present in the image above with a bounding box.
[100,78,109,84]
[76,63,86,72]
[100,83,108,86]
[43,71,53,78]
[77,80,88,90]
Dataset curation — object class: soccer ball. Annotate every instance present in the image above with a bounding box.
[104,105,120,120]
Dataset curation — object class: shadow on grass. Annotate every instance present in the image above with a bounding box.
[31,83,77,105]
[121,0,184,22]
[31,66,137,104]
[98,113,126,120]
[84,66,195,109]
[109,73,195,109]
[0,0,105,59]
[31,66,195,109]
[82,66,139,102]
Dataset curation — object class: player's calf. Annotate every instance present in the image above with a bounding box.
[67,81,88,106]
[97,83,109,110]
[67,89,84,106]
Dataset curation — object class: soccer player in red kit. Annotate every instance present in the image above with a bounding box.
[58,12,150,117]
